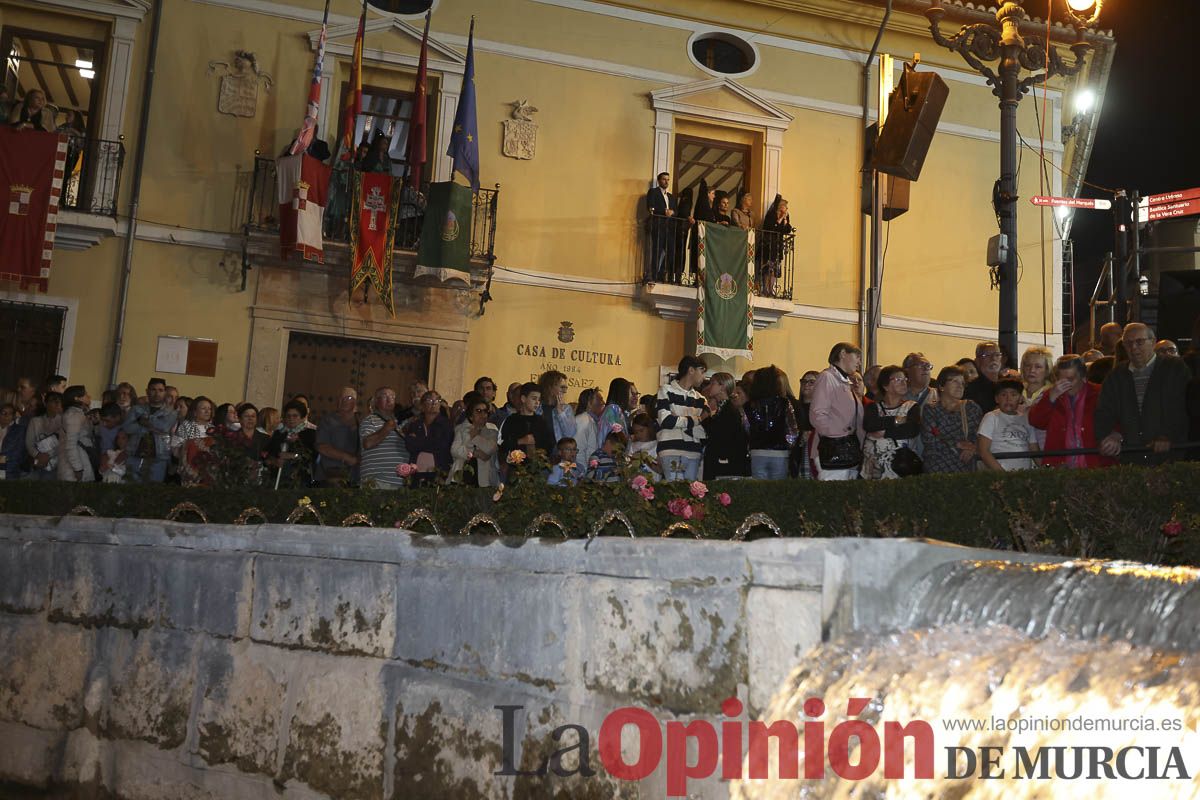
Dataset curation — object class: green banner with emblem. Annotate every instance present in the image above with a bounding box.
[414,181,474,283]
[696,221,754,360]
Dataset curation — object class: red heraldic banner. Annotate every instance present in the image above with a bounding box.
[0,129,66,291]
[349,170,400,316]
[277,153,331,262]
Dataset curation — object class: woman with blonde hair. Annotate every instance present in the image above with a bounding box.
[1019,345,1054,446]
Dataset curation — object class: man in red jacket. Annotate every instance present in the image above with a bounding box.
[1028,354,1113,469]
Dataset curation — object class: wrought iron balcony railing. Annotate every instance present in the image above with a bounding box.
[644,214,795,301]
[246,156,498,262]
[60,137,125,217]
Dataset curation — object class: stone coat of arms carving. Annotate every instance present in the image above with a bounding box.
[207,50,273,118]
[502,99,538,160]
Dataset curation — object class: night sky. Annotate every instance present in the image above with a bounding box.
[1068,0,1199,312]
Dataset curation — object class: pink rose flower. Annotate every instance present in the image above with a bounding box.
[689,480,708,499]
[1162,520,1184,538]
[638,486,655,501]
[667,498,688,517]
[630,474,649,490]
[589,458,599,469]
[718,492,732,507]
[396,463,417,478]
[681,503,694,520]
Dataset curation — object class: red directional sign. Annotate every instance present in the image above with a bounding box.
[1138,187,1200,208]
[1030,195,1112,210]
[1137,198,1200,223]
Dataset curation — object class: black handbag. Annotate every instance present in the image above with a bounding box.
[891,445,924,477]
[818,434,862,469]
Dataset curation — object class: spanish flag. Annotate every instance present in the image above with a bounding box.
[340,0,367,155]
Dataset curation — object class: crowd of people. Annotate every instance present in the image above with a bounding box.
[2,322,1196,489]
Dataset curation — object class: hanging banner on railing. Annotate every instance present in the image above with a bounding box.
[414,181,473,284]
[696,221,754,361]
[277,153,331,262]
[0,129,66,292]
[349,170,399,316]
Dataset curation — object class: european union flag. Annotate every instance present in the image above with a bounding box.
[448,18,480,191]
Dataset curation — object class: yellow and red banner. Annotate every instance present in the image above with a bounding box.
[340,0,366,155]
[0,129,66,291]
[349,170,400,316]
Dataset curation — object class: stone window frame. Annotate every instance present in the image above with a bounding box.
[649,78,792,215]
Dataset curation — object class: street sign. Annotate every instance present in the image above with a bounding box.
[1030,195,1112,210]
[1137,198,1200,223]
[1137,187,1200,208]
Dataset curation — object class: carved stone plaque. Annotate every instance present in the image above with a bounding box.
[502,119,538,160]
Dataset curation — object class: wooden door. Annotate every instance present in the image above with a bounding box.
[281,332,431,421]
[0,300,65,391]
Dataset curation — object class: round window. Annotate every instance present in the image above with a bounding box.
[689,33,757,77]
[367,0,433,14]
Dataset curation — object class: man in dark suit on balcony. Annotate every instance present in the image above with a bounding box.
[646,172,677,283]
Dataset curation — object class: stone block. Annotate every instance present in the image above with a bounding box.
[48,543,159,630]
[97,628,196,749]
[0,617,93,729]
[251,555,397,657]
[0,540,52,613]
[193,639,289,776]
[0,720,61,787]
[157,551,252,637]
[392,564,568,687]
[577,576,747,713]
[745,586,824,714]
[279,655,387,800]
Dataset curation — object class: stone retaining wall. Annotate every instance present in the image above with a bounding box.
[0,514,1047,799]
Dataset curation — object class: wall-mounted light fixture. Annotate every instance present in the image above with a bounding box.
[1062,87,1096,141]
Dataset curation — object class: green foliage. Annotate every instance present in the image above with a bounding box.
[1,464,1198,566]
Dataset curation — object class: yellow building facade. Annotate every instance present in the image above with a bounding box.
[0,0,1113,411]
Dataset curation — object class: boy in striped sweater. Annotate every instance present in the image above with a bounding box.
[656,355,708,481]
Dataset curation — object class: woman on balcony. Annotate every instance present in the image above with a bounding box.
[712,192,733,226]
[759,194,793,298]
[731,190,754,231]
[8,89,54,132]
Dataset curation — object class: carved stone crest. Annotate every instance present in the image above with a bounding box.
[207,50,273,118]
[502,99,538,160]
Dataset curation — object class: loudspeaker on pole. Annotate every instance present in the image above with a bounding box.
[871,62,949,181]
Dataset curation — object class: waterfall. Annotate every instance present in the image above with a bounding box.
[732,560,1200,798]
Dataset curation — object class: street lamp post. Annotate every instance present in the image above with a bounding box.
[925,0,1100,361]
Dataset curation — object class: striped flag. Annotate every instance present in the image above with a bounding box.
[340,0,367,155]
[405,12,431,188]
[289,0,330,156]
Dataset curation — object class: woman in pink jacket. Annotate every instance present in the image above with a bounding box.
[809,342,866,480]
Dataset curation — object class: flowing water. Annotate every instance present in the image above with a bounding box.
[732,560,1200,799]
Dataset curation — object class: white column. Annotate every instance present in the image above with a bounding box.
[764,128,784,207]
[652,108,672,179]
[318,54,334,142]
[434,73,462,182]
[100,17,137,141]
